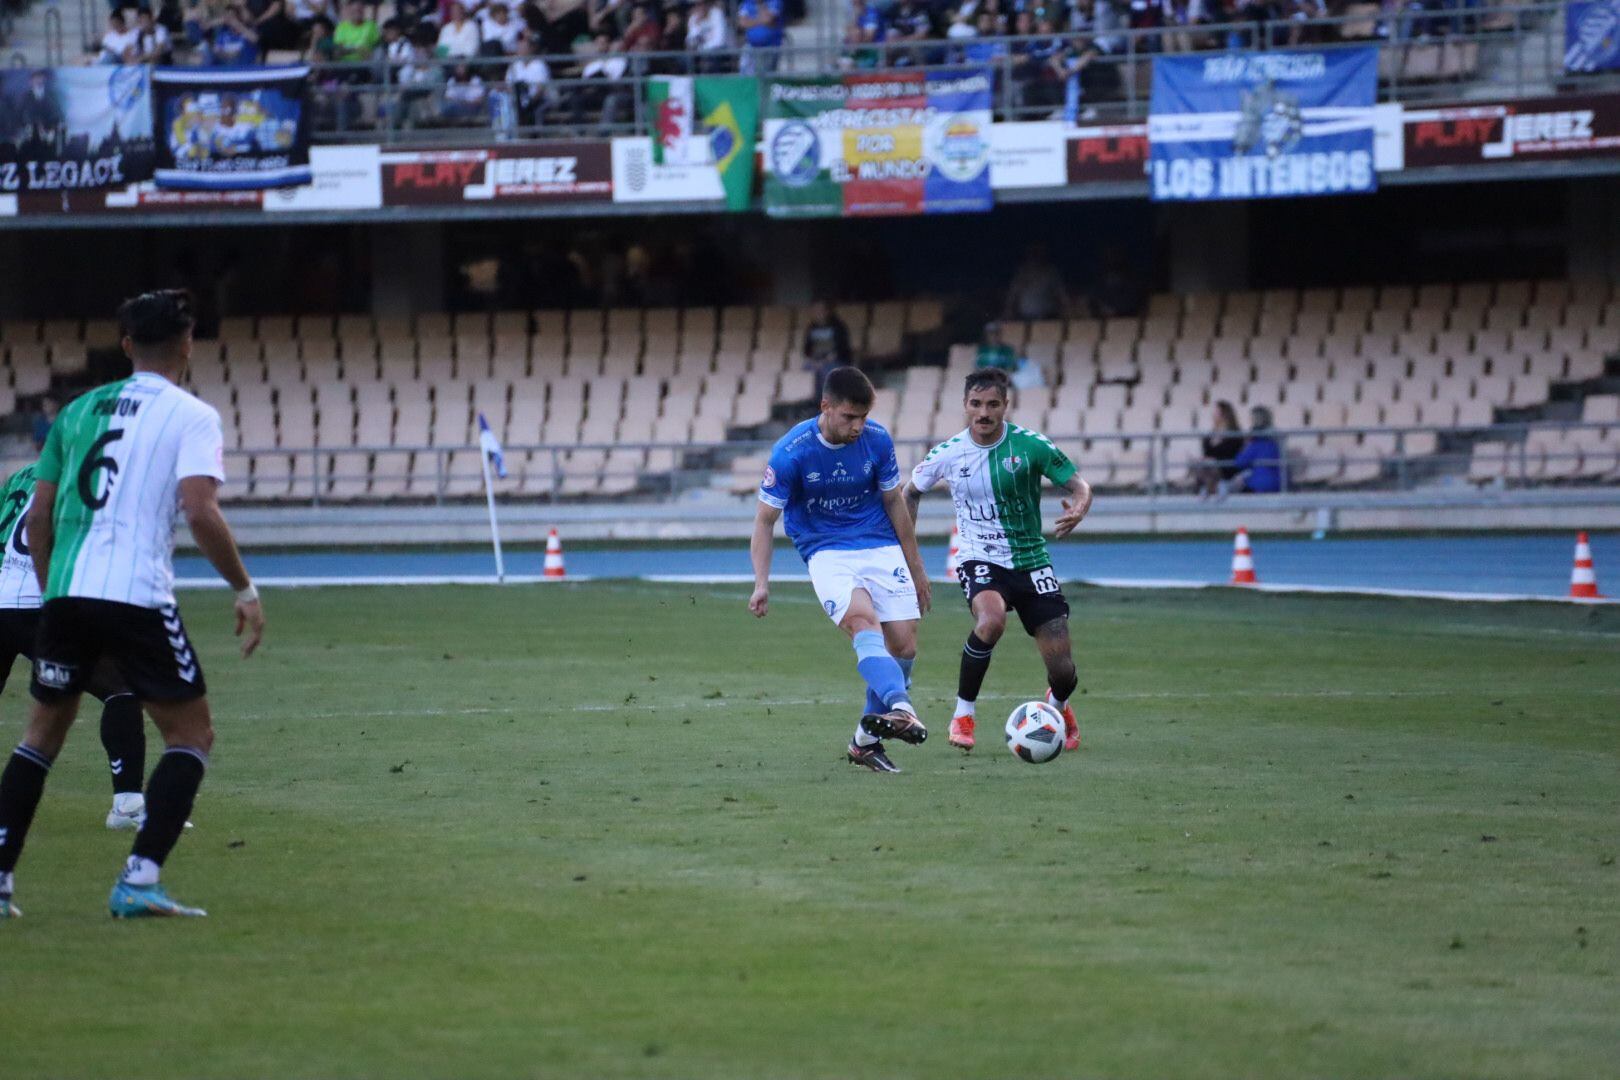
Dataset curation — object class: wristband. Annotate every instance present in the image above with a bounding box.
[236,583,259,604]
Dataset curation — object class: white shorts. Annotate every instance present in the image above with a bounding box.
[806,545,921,626]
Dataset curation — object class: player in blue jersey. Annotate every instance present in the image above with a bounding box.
[749,367,933,773]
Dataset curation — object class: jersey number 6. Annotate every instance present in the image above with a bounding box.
[78,429,125,511]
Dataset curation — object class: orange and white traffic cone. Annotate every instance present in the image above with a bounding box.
[544,528,566,579]
[1230,527,1258,585]
[1569,531,1601,599]
[945,524,961,581]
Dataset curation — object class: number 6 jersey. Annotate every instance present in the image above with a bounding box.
[34,372,225,609]
[910,423,1078,572]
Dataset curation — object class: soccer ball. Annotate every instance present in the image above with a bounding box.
[1004,701,1065,764]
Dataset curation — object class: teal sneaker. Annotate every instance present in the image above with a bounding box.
[109,881,207,919]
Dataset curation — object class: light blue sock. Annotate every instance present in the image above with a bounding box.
[853,630,910,713]
[864,654,913,714]
[898,657,914,689]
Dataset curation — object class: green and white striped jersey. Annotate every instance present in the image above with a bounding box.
[35,372,225,609]
[911,423,1078,572]
[0,463,41,609]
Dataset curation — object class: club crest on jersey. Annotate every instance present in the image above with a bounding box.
[862,461,873,475]
[1002,455,1024,473]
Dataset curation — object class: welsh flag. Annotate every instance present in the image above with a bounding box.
[648,75,759,211]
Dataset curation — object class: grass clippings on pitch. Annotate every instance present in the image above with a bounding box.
[2,583,1616,1079]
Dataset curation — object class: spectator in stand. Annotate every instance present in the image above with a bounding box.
[1090,0,1126,52]
[437,1,483,55]
[945,6,977,40]
[1003,241,1069,321]
[847,0,886,67]
[687,0,730,70]
[394,0,437,29]
[333,0,380,58]
[886,0,930,65]
[134,7,175,62]
[737,0,785,73]
[31,396,58,453]
[303,13,338,58]
[243,0,299,52]
[183,0,227,51]
[1285,0,1325,45]
[580,33,630,120]
[507,33,551,126]
[479,1,524,53]
[1161,0,1204,51]
[586,0,625,35]
[98,11,141,63]
[975,321,1019,371]
[380,17,413,61]
[1232,405,1285,493]
[801,301,853,378]
[959,11,1006,64]
[1195,400,1244,497]
[288,0,333,37]
[208,4,260,62]
[621,3,662,52]
[440,61,488,120]
[393,39,444,127]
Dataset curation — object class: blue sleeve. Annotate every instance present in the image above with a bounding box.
[872,428,901,492]
[1232,441,1261,471]
[759,444,797,509]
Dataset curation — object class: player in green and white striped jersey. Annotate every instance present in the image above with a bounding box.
[904,368,1093,752]
[0,462,155,831]
[0,289,264,920]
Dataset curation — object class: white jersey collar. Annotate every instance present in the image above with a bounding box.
[965,422,1010,451]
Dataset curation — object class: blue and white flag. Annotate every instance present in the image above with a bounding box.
[1566,1,1620,73]
[151,65,311,190]
[477,412,507,478]
[1148,49,1378,202]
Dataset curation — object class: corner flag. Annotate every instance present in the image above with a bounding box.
[477,412,507,478]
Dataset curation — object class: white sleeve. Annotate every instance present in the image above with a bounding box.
[910,445,947,493]
[175,401,227,484]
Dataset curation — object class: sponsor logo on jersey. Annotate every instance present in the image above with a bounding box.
[762,466,777,488]
[958,465,972,477]
[823,600,837,617]
[34,659,75,689]
[806,471,821,482]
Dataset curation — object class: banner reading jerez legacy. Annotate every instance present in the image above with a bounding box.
[763,71,993,218]
[0,66,154,193]
[1147,48,1378,201]
[151,66,311,190]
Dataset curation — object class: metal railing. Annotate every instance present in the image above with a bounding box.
[4,419,1595,508]
[142,1,1616,146]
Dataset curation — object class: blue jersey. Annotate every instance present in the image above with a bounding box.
[760,417,902,561]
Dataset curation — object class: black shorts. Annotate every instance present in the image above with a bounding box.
[0,606,130,700]
[957,561,1070,636]
[30,598,203,704]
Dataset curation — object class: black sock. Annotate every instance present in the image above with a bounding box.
[1050,666,1079,705]
[132,747,206,867]
[0,745,53,876]
[958,633,995,704]
[99,694,145,796]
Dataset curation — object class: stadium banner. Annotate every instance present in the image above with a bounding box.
[610,137,723,204]
[1147,48,1378,201]
[646,75,758,210]
[151,66,311,190]
[379,142,612,206]
[1065,122,1150,183]
[1403,94,1620,166]
[1565,1,1620,73]
[988,122,1066,188]
[7,145,378,215]
[0,66,155,193]
[762,71,993,218]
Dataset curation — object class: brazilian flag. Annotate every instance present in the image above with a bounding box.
[648,76,759,211]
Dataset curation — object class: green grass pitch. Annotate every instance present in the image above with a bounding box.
[2,582,1616,1079]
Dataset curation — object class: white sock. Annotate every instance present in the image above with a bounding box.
[121,856,160,887]
[954,697,976,718]
[113,792,145,814]
[0,871,13,896]
[853,722,880,747]
[1047,690,1069,712]
[892,700,916,716]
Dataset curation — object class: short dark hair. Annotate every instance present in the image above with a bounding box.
[822,366,875,408]
[963,368,1012,400]
[116,289,195,347]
